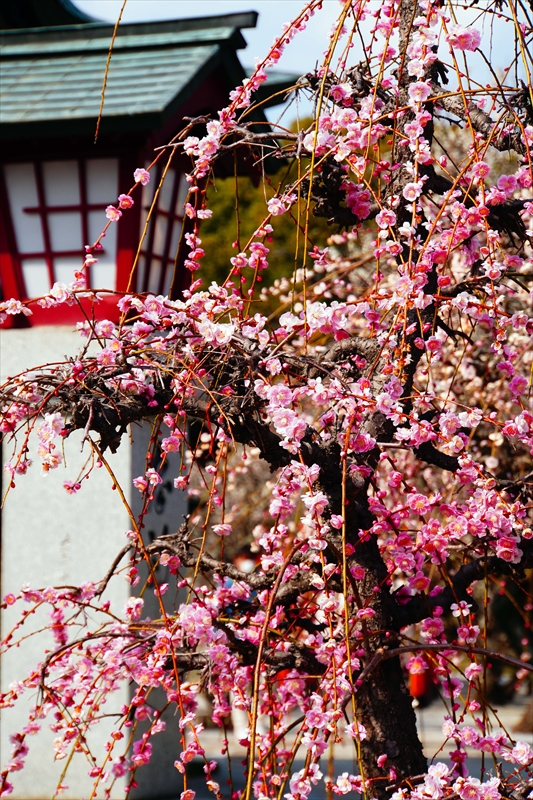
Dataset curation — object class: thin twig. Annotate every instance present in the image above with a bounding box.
[96,544,131,597]
[94,0,128,144]
[356,643,532,690]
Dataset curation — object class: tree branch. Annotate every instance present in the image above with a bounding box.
[436,94,527,155]
[395,542,533,628]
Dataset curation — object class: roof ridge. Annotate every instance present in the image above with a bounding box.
[0,10,259,41]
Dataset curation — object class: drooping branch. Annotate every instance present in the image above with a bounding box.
[356,642,533,690]
[413,441,460,472]
[395,541,533,628]
[436,94,528,156]
[146,521,318,604]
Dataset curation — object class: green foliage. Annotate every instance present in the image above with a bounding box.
[200,161,333,296]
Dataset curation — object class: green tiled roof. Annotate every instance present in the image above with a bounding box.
[0,13,259,137]
[2,43,223,122]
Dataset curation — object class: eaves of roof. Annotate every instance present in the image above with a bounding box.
[246,69,301,110]
[0,11,258,52]
[0,21,252,57]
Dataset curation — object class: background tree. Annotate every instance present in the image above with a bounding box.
[1,1,533,799]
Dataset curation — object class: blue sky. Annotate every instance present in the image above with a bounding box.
[72,1,345,76]
[73,1,520,118]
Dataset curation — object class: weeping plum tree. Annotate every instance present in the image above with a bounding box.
[1,0,533,798]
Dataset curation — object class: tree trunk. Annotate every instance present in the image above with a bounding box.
[357,660,427,792]
[352,545,427,795]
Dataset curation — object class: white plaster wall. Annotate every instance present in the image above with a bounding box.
[1,327,131,799]
[1,326,189,799]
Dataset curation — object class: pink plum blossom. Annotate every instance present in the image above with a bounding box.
[105,205,122,222]
[446,24,481,51]
[134,168,150,185]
